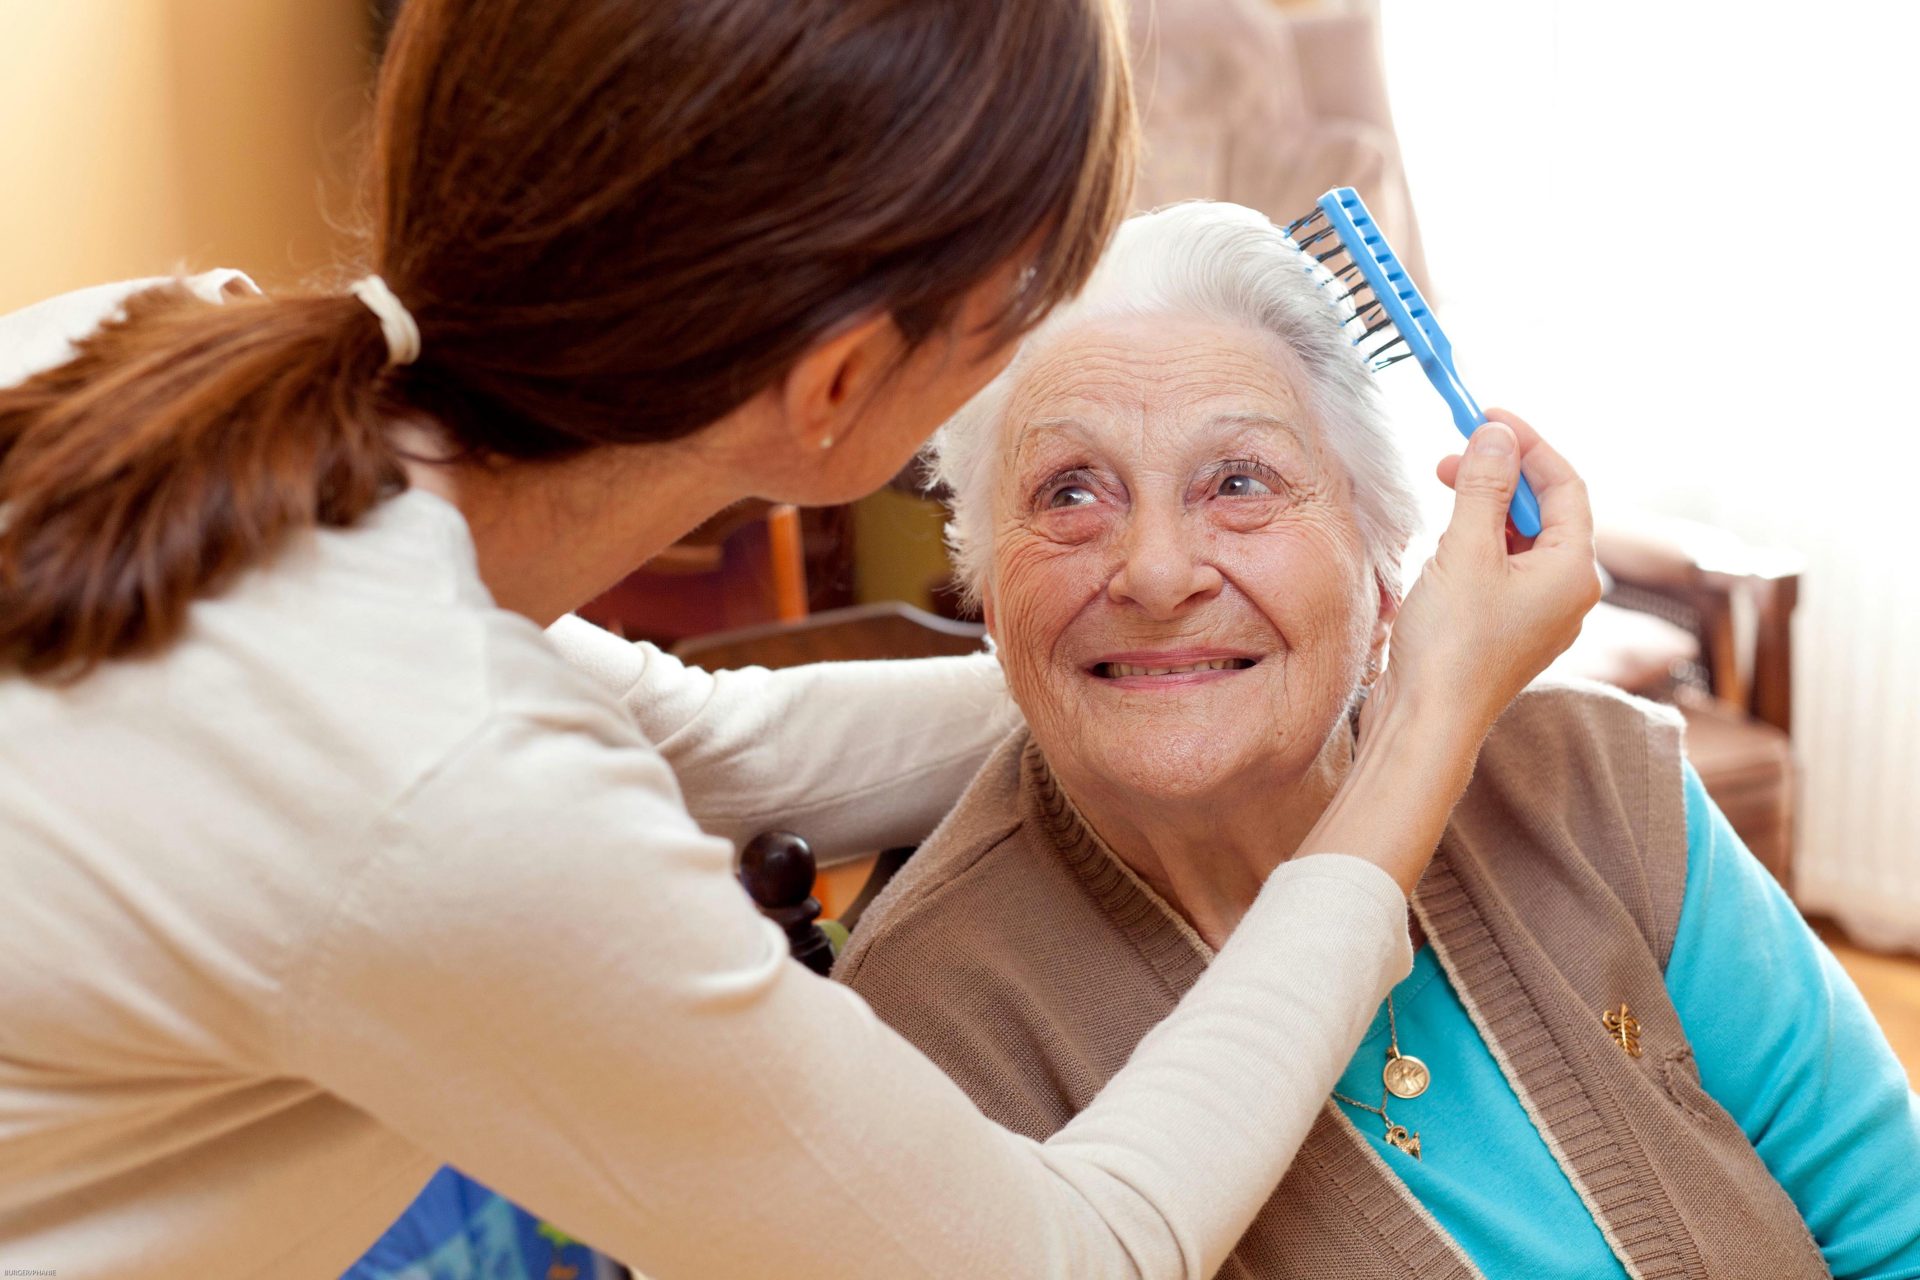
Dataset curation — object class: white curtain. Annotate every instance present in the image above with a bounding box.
[1377,0,1920,948]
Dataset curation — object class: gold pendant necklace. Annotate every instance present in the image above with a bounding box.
[1331,992,1426,1159]
[1330,1083,1423,1160]
[1382,990,1430,1099]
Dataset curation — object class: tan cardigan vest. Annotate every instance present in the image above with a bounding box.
[836,682,1827,1279]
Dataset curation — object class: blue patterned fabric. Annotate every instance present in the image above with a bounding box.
[344,1166,605,1280]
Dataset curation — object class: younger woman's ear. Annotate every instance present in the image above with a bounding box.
[778,312,896,451]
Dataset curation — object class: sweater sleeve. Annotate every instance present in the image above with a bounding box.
[544,613,1024,861]
[1666,763,1920,1280]
[290,694,1410,1280]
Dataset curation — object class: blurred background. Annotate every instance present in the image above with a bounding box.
[1378,0,1920,964]
[0,2,371,311]
[2,0,1913,964]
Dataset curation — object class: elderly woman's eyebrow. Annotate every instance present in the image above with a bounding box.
[1013,420,1090,445]
[1009,416,1100,469]
[1017,412,1301,443]
[1207,412,1306,447]
[1020,415,1094,437]
[1007,412,1310,481]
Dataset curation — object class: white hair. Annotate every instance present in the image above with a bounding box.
[929,200,1421,607]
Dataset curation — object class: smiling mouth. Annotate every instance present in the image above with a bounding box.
[1092,657,1259,679]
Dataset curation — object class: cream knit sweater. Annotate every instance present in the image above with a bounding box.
[0,280,1411,1279]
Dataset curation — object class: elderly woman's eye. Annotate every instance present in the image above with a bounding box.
[1046,483,1098,509]
[1215,469,1277,498]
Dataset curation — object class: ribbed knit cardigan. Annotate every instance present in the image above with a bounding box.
[836,681,1828,1279]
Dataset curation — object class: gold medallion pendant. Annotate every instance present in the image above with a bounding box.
[1333,992,1429,1161]
[1383,1051,1430,1100]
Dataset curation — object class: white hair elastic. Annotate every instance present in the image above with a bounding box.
[348,275,421,367]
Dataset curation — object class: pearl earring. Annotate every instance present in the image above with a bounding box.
[819,435,835,451]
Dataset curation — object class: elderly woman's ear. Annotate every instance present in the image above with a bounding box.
[1368,572,1402,677]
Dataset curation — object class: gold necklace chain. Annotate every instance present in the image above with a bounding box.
[1383,991,1431,1099]
[1329,1082,1423,1161]
[1331,992,1425,1160]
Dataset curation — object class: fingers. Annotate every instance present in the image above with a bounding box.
[1482,408,1591,545]
[1437,420,1520,557]
[1435,454,1530,552]
[1435,409,1592,548]
[1478,407,1541,450]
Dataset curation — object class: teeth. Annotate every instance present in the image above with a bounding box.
[1102,659,1250,678]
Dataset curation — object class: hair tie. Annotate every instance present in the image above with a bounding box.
[348,275,421,367]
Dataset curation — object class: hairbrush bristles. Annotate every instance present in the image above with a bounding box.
[1284,187,1543,536]
[1284,207,1414,372]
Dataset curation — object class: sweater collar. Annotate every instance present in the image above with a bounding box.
[1020,737,1215,992]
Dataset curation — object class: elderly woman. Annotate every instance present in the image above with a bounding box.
[836,202,1920,1279]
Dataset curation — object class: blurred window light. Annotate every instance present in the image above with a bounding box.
[1380,0,1920,947]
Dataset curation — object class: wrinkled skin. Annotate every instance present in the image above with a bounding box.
[982,313,1399,939]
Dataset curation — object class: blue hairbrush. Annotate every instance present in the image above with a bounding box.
[1284,187,1542,537]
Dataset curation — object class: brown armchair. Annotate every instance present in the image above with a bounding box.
[1561,514,1804,888]
[1129,1,1430,293]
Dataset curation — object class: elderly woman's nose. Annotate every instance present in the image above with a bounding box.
[1107,511,1224,615]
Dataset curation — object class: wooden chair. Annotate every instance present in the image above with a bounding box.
[738,830,841,976]
[673,599,985,669]
[682,602,989,968]
[579,502,809,645]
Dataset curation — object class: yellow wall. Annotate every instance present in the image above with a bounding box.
[0,0,373,313]
[852,488,954,612]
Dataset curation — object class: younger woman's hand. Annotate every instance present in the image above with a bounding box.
[1367,408,1603,743]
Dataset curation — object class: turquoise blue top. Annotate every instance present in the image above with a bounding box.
[1331,763,1920,1278]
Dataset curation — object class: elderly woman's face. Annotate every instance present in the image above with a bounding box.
[985,313,1389,802]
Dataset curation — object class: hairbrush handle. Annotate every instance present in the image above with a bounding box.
[1313,188,1543,537]
[1430,361,1544,539]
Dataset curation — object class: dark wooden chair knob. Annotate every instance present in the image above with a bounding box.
[738,831,836,976]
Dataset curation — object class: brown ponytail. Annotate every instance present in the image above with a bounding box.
[0,287,405,679]
[0,0,1135,679]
